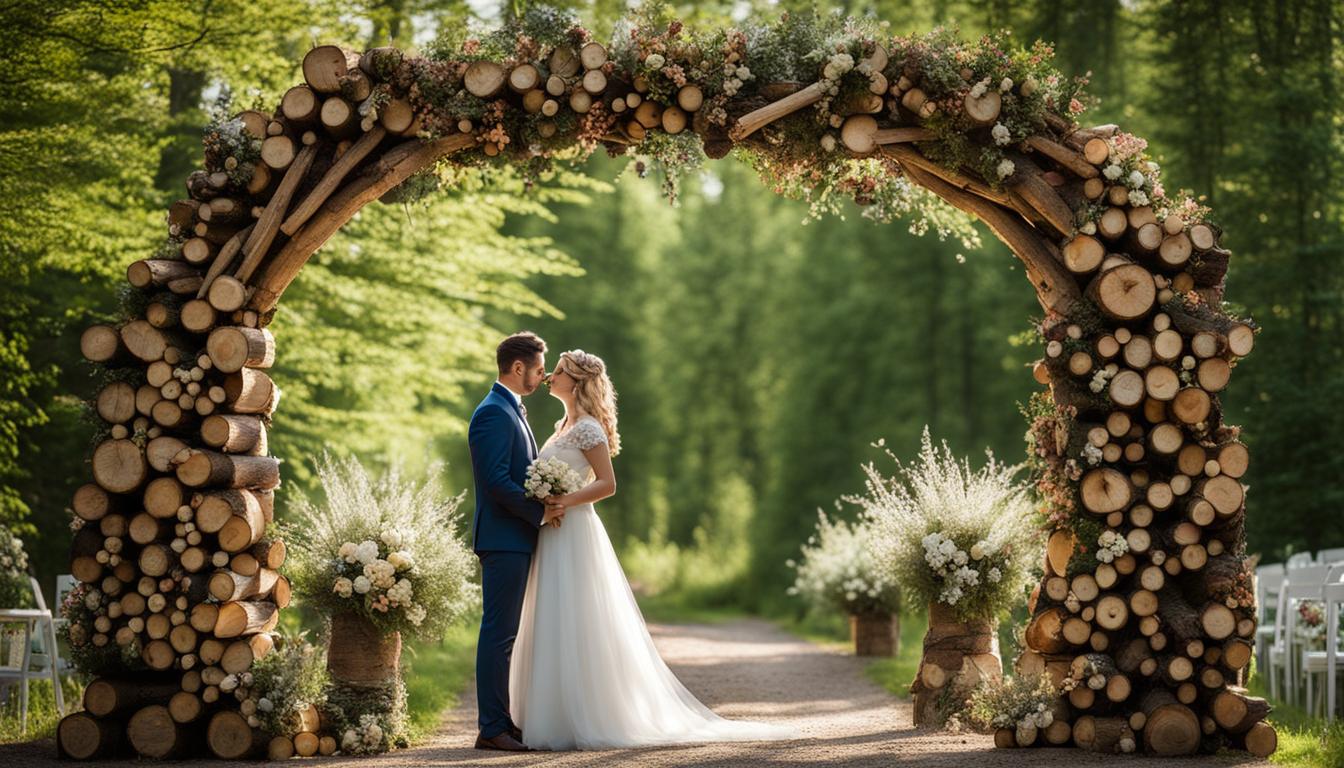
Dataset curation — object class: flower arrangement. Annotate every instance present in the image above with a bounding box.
[239,634,329,735]
[786,509,901,617]
[324,676,409,754]
[286,454,478,641]
[854,428,1037,622]
[524,455,583,501]
[1297,600,1326,643]
[57,581,146,675]
[961,673,1064,744]
[203,93,262,187]
[0,527,31,608]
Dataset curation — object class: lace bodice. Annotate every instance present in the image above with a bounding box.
[539,414,607,485]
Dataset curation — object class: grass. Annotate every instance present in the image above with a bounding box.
[402,618,480,742]
[0,675,84,744]
[1245,669,1344,768]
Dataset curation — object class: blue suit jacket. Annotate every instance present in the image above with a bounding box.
[468,383,545,553]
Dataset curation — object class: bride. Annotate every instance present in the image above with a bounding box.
[508,349,794,750]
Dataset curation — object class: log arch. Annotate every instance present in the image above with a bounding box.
[64,13,1271,761]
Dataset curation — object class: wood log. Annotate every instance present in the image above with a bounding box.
[207,709,267,759]
[168,691,204,724]
[57,712,124,759]
[463,60,506,97]
[206,326,275,373]
[1073,715,1132,753]
[1063,234,1105,274]
[95,381,137,424]
[1229,720,1278,757]
[1025,606,1069,653]
[1080,468,1133,515]
[303,46,357,94]
[1087,262,1157,321]
[209,567,280,602]
[281,126,387,236]
[201,414,267,454]
[145,435,188,473]
[92,439,147,493]
[81,323,131,365]
[120,320,179,363]
[127,259,198,289]
[1140,689,1199,755]
[733,82,826,141]
[127,704,193,758]
[214,600,279,638]
[223,367,280,415]
[83,677,180,717]
[175,450,280,490]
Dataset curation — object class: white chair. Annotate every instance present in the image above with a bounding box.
[0,621,34,734]
[1302,563,1344,719]
[1255,563,1286,678]
[1269,564,1332,707]
[52,575,76,674]
[0,576,66,731]
[1287,551,1316,569]
[1318,547,1344,566]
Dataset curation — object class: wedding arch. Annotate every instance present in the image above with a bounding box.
[61,6,1271,761]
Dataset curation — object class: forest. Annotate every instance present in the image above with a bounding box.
[3,0,1341,616]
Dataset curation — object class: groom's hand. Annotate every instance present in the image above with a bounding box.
[542,502,565,528]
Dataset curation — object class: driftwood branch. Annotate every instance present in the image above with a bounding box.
[248,133,476,314]
[893,155,1081,316]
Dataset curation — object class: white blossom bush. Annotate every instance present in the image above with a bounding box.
[786,510,901,617]
[852,428,1037,622]
[0,527,32,608]
[286,454,478,640]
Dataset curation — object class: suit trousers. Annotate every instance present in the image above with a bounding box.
[476,550,532,737]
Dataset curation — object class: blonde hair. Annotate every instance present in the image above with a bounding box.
[558,350,621,456]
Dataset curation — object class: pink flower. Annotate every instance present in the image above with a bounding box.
[1069,98,1084,114]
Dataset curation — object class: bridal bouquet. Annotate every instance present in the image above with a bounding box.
[524,456,582,501]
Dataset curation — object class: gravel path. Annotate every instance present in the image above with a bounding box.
[4,618,1271,766]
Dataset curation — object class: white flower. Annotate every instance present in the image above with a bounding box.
[735,65,752,80]
[644,53,665,69]
[990,123,1011,146]
[1080,221,1097,235]
[1129,190,1149,206]
[258,697,274,713]
[353,575,371,594]
[952,549,969,566]
[380,529,404,548]
[1128,169,1146,189]
[1000,77,1013,92]
[355,540,379,565]
[996,159,1015,179]
[970,542,986,560]
[1103,164,1123,180]
[333,577,353,598]
[988,567,1002,582]
[407,604,427,626]
[388,550,414,571]
[342,730,359,751]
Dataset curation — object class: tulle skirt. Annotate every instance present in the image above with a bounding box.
[509,504,795,750]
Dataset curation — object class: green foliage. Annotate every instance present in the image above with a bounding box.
[963,672,1058,732]
[324,676,410,754]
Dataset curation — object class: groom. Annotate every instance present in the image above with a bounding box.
[468,331,564,751]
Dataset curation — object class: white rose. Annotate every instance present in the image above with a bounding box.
[339,542,358,563]
[355,540,379,564]
[333,577,353,597]
[1103,164,1122,180]
[996,158,1015,179]
[1000,77,1013,92]
[258,697,274,712]
[1080,221,1097,235]
[1128,169,1146,189]
[380,529,403,548]
[988,567,1002,582]
[1129,190,1149,206]
[644,53,665,69]
[735,65,751,80]
[353,575,371,594]
[991,123,1011,146]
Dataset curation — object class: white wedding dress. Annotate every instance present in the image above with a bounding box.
[508,414,794,750]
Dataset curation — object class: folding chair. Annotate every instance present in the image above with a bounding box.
[1255,563,1285,680]
[1318,547,1344,566]
[25,578,66,714]
[0,617,33,735]
[1302,563,1344,719]
[1270,564,1331,707]
[1287,551,1316,569]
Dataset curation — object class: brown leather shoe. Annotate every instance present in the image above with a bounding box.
[475,731,530,751]
[509,724,523,742]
